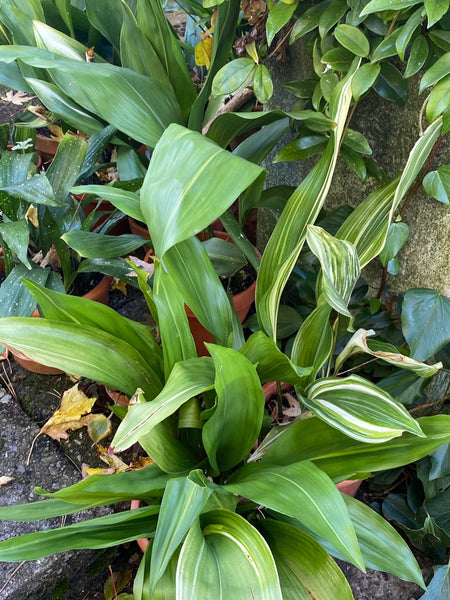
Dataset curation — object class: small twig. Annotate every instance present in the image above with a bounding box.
[276,380,284,420]
[202,88,255,135]
[109,565,119,600]
[385,10,401,37]
[266,22,295,61]
[376,265,388,300]
[0,362,17,401]
[336,356,379,376]
[0,562,25,595]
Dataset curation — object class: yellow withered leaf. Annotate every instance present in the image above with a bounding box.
[195,37,213,68]
[41,383,97,441]
[26,204,39,228]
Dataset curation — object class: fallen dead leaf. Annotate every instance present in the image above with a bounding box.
[0,476,14,487]
[1,90,34,105]
[25,204,39,228]
[40,383,97,441]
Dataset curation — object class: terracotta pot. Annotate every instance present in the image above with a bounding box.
[186,230,258,356]
[35,134,59,165]
[128,216,150,240]
[262,381,362,497]
[12,275,113,375]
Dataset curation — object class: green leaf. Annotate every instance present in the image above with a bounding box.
[374,61,407,105]
[111,357,215,452]
[211,58,256,96]
[319,0,348,39]
[291,303,333,385]
[177,511,283,599]
[420,52,450,93]
[202,345,264,471]
[0,505,159,561]
[401,289,450,361]
[417,563,450,600]
[360,0,422,16]
[352,62,381,99]
[0,318,161,398]
[258,520,354,600]
[290,0,332,42]
[404,35,429,78]
[62,230,145,259]
[426,76,450,123]
[256,66,355,338]
[341,146,367,180]
[239,330,313,384]
[69,184,144,222]
[307,225,360,317]
[320,70,340,102]
[226,461,364,569]
[202,237,247,276]
[257,414,450,481]
[0,266,53,318]
[335,329,441,377]
[343,128,373,155]
[267,1,298,46]
[0,220,31,269]
[23,279,163,379]
[274,135,328,162]
[423,165,450,205]
[378,220,409,265]
[303,375,425,443]
[424,0,449,27]
[334,24,370,57]
[254,64,273,104]
[1,172,60,207]
[149,470,213,596]
[321,47,355,72]
[141,124,263,259]
[395,8,425,61]
[371,29,402,63]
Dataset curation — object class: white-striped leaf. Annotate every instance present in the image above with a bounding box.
[256,65,356,339]
[176,510,283,600]
[303,375,425,443]
[335,329,442,377]
[306,225,360,317]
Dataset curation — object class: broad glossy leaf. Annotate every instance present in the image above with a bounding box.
[211,57,256,96]
[1,172,60,206]
[290,0,331,42]
[334,24,370,57]
[177,511,283,599]
[62,230,145,258]
[0,220,31,268]
[267,0,298,46]
[424,0,449,27]
[303,375,424,443]
[274,135,328,162]
[149,471,213,596]
[23,279,163,379]
[254,64,273,104]
[426,76,450,123]
[239,330,312,384]
[161,238,234,348]
[112,357,215,452]
[423,165,450,205]
[420,53,450,92]
[377,369,428,406]
[141,124,263,259]
[0,265,53,318]
[395,8,425,61]
[0,318,161,398]
[226,461,364,568]
[373,61,407,105]
[351,62,381,100]
[46,132,88,206]
[257,414,450,481]
[202,345,265,471]
[343,129,372,155]
[404,35,429,78]
[371,29,402,62]
[33,20,105,62]
[417,564,450,600]
[25,77,106,137]
[319,0,347,39]
[401,289,450,361]
[335,329,441,377]
[256,67,355,338]
[341,146,367,180]
[307,225,360,316]
[321,47,354,72]
[378,221,409,265]
[258,520,354,600]
[291,303,333,384]
[70,184,144,222]
[0,505,159,561]
[360,0,421,15]
[202,237,247,276]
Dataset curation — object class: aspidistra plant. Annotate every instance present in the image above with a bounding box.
[0,71,448,598]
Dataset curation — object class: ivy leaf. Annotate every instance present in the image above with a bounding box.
[417,563,450,600]
[402,289,450,361]
[423,166,450,206]
[379,221,410,266]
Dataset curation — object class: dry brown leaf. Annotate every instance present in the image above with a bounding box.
[40,383,97,441]
[105,387,130,407]
[127,256,155,278]
[1,90,34,105]
[0,347,9,361]
[39,246,61,270]
[0,476,14,487]
[25,204,39,228]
